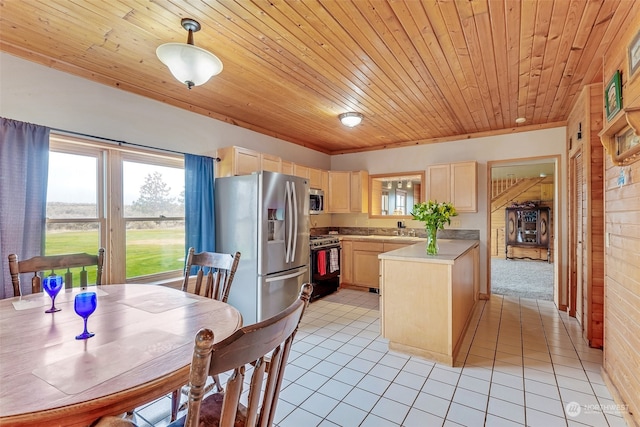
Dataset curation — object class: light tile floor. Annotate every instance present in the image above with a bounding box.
[131,289,628,427]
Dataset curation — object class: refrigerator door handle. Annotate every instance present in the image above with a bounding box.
[291,181,298,261]
[285,180,293,263]
[264,267,308,283]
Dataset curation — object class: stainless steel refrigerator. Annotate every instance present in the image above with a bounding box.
[215,171,310,325]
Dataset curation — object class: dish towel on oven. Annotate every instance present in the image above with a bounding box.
[329,248,339,273]
[318,250,327,276]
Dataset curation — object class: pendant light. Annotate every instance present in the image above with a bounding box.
[156,18,223,89]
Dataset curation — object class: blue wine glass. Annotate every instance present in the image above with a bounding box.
[43,275,63,313]
[74,292,97,340]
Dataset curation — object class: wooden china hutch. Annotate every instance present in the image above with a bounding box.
[505,205,551,262]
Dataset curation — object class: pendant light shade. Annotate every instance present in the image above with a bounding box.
[339,112,364,127]
[156,18,222,89]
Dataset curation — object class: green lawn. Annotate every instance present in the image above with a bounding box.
[46,228,184,282]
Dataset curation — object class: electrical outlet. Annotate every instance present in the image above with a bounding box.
[452,220,461,227]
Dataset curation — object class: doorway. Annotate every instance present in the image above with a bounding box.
[487,157,559,302]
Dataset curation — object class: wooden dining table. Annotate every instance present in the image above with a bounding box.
[0,284,242,427]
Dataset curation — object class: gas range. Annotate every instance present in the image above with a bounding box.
[309,234,340,249]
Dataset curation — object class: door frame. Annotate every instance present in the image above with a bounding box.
[486,155,562,306]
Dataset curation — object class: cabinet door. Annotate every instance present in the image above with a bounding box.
[341,240,353,284]
[426,164,450,203]
[328,171,351,213]
[451,161,477,212]
[309,168,322,189]
[235,147,261,175]
[350,171,369,213]
[281,160,293,175]
[353,250,381,288]
[216,146,260,177]
[293,164,310,179]
[321,170,329,194]
[261,153,281,173]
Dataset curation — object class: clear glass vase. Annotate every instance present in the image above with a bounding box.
[426,226,438,255]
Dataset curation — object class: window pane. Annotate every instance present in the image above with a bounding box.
[125,220,185,278]
[45,223,101,286]
[47,152,98,218]
[123,161,184,218]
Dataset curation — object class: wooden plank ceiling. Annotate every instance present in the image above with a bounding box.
[0,0,635,154]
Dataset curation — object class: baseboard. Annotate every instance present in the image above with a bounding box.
[601,366,639,427]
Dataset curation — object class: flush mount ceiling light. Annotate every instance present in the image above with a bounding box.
[339,112,364,127]
[156,18,223,89]
[515,117,527,124]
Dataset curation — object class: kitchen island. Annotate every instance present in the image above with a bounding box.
[378,239,479,366]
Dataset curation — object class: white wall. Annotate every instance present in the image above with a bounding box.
[0,52,330,168]
[331,128,568,299]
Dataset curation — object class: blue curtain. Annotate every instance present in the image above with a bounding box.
[0,118,50,298]
[185,154,215,259]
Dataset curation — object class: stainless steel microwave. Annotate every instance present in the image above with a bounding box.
[309,188,324,214]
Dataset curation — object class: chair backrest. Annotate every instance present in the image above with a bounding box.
[181,247,241,302]
[182,283,313,427]
[8,248,105,297]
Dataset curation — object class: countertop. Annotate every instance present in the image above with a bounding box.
[378,239,479,264]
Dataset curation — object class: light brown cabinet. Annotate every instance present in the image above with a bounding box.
[426,161,477,212]
[309,167,322,190]
[216,146,261,177]
[293,164,310,179]
[350,171,369,213]
[321,170,329,194]
[379,241,479,366]
[341,240,353,284]
[328,171,369,213]
[340,238,412,290]
[281,160,293,175]
[353,241,384,290]
[261,153,281,173]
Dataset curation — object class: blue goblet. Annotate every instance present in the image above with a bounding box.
[43,275,63,313]
[74,292,97,340]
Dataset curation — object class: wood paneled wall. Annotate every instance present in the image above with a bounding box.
[601,11,640,426]
[567,83,605,348]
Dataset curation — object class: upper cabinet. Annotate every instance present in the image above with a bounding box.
[293,164,310,179]
[281,160,293,175]
[261,153,281,173]
[426,161,477,212]
[328,171,368,213]
[216,146,261,177]
[309,168,322,190]
[216,147,326,185]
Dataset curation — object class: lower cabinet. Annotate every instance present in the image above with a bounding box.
[352,242,384,290]
[340,239,412,290]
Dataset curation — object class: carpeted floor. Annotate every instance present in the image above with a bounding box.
[491,258,554,301]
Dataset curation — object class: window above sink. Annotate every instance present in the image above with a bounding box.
[368,171,424,219]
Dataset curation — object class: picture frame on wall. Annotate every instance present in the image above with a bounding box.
[629,29,640,80]
[605,70,622,122]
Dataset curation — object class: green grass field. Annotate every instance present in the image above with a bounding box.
[46,228,184,281]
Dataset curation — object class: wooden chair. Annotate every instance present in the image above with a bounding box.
[174,283,312,427]
[171,247,242,420]
[180,247,241,302]
[8,248,105,296]
[94,284,312,427]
